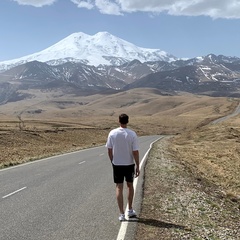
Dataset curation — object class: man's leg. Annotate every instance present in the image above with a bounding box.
[126,182,134,210]
[116,183,124,214]
[126,182,137,217]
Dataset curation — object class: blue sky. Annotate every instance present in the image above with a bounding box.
[1,0,240,61]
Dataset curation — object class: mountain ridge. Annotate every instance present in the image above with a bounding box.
[0,54,240,105]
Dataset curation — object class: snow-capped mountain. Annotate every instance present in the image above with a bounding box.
[0,32,177,72]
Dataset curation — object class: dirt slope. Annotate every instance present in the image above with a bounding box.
[135,137,240,240]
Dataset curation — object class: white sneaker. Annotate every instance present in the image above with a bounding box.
[118,214,126,221]
[128,209,137,218]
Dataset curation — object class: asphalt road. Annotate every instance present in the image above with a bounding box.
[0,135,161,240]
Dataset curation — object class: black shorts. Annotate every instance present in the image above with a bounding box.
[112,164,135,183]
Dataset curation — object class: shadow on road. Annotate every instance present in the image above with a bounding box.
[127,217,188,230]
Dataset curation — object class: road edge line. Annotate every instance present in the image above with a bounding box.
[116,137,162,240]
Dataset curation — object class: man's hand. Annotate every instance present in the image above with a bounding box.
[108,148,113,162]
[133,150,140,177]
[135,166,140,178]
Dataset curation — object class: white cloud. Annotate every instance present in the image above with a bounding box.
[13,0,56,7]
[70,0,122,15]
[95,0,122,15]
[117,0,240,19]
[12,0,240,19]
[71,0,94,10]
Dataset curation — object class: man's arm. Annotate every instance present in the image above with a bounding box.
[108,148,113,162]
[133,150,140,177]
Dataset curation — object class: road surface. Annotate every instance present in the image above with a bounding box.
[0,135,161,240]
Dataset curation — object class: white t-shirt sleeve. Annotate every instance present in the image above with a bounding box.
[132,133,139,151]
[106,134,112,148]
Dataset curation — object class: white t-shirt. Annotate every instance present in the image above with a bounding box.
[106,127,139,165]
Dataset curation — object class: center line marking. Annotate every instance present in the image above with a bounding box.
[2,186,27,199]
[79,161,86,165]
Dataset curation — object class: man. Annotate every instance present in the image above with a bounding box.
[106,113,140,221]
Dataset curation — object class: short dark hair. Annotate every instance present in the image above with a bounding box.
[119,113,129,124]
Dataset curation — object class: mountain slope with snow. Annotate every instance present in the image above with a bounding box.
[0,54,240,105]
[0,32,177,72]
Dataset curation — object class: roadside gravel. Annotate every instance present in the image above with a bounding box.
[135,137,240,240]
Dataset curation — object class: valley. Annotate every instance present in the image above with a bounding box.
[0,88,239,239]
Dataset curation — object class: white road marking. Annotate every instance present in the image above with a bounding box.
[78,161,86,165]
[0,146,103,172]
[116,137,162,240]
[2,186,27,199]
[99,153,104,156]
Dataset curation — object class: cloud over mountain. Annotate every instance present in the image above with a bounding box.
[12,0,240,19]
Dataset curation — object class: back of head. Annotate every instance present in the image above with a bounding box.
[119,113,129,125]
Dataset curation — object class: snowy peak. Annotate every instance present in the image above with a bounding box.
[0,32,177,71]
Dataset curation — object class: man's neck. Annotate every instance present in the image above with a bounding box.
[120,124,127,128]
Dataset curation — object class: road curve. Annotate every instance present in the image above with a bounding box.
[211,102,240,124]
[0,135,160,240]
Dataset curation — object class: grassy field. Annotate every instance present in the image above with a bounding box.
[0,89,239,239]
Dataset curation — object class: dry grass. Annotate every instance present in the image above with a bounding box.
[135,137,240,240]
[169,120,240,197]
[0,127,109,168]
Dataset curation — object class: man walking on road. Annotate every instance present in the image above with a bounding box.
[106,113,140,221]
